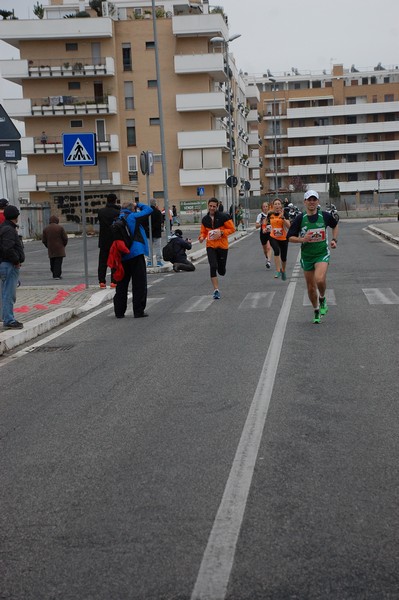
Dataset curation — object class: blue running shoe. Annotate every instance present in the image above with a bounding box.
[213,289,221,300]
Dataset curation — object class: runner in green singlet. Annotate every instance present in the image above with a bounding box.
[287,190,339,324]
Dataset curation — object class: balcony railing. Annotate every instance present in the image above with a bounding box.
[36,171,116,190]
[31,95,116,116]
[27,57,112,77]
[31,134,117,153]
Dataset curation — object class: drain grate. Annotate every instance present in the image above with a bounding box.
[30,344,75,353]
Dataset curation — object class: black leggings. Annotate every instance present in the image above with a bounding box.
[207,247,228,278]
[269,237,288,262]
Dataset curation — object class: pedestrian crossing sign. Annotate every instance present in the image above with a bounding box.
[62,133,97,166]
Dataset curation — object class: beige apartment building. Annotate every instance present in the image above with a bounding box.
[0,0,261,227]
[253,64,399,202]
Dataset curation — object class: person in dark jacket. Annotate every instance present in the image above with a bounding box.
[113,200,153,319]
[148,199,164,267]
[42,215,68,279]
[0,205,25,329]
[170,229,195,272]
[97,193,120,288]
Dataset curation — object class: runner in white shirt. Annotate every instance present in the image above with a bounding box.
[255,201,272,269]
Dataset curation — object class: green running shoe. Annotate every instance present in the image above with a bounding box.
[319,297,328,315]
[313,310,321,324]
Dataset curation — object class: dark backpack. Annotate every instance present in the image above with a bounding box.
[111,216,133,248]
[162,238,177,262]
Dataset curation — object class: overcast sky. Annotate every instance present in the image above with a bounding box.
[1,0,399,101]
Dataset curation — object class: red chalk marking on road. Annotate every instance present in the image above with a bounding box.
[69,284,86,292]
[15,305,31,313]
[34,304,49,310]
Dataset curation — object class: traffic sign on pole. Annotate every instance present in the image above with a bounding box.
[62,133,97,167]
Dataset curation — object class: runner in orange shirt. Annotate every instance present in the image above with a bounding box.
[199,197,235,299]
[268,198,291,280]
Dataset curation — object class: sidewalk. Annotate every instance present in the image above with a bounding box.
[1,223,397,355]
[0,233,225,355]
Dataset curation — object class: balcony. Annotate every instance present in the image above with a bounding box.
[245,84,260,103]
[179,168,227,186]
[0,57,115,84]
[287,100,399,120]
[0,17,113,49]
[248,132,262,147]
[289,159,399,177]
[247,109,262,123]
[287,121,399,140]
[174,53,227,81]
[21,134,119,155]
[19,171,122,192]
[176,92,228,116]
[288,139,399,158]
[3,96,117,119]
[172,13,228,39]
[177,130,228,150]
[248,156,262,169]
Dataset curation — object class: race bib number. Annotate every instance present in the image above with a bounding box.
[308,228,326,242]
[272,227,283,237]
[208,229,221,240]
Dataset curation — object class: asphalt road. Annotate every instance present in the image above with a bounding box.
[1,222,398,600]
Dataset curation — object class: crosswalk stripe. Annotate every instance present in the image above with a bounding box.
[239,292,275,310]
[146,297,165,308]
[303,289,337,306]
[173,295,214,313]
[362,288,399,305]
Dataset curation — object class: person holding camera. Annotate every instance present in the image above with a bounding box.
[170,229,195,272]
[268,197,291,280]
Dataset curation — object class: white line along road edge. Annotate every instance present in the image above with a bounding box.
[191,281,297,600]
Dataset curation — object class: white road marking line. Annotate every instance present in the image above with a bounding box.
[303,289,337,306]
[190,281,296,600]
[174,296,214,313]
[362,288,399,305]
[364,227,399,250]
[146,297,164,308]
[238,292,275,309]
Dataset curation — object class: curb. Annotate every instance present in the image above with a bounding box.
[367,225,399,245]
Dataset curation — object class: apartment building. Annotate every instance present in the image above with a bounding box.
[252,64,399,201]
[0,0,260,226]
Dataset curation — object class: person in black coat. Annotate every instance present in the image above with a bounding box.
[148,199,164,267]
[97,193,120,288]
[171,229,195,272]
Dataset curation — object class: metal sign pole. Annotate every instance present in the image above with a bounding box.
[146,172,154,264]
[79,165,89,288]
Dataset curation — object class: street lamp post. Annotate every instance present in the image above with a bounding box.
[210,34,241,226]
[151,0,171,238]
[269,77,278,194]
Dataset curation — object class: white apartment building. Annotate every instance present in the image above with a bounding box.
[252,64,399,200]
[0,0,261,226]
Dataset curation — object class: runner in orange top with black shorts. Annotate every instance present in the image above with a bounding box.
[268,198,291,281]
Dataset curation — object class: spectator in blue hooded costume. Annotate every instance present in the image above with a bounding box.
[113,200,153,319]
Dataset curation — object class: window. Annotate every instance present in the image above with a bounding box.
[70,120,83,127]
[313,80,321,88]
[122,43,132,71]
[147,79,157,88]
[372,95,378,103]
[66,43,78,51]
[384,113,395,122]
[348,173,358,182]
[149,117,160,126]
[124,81,134,109]
[346,97,356,105]
[126,119,136,146]
[128,155,138,181]
[153,191,164,199]
[384,94,394,102]
[345,116,357,125]
[68,81,80,90]
[146,41,155,49]
[384,77,390,84]
[362,77,368,85]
